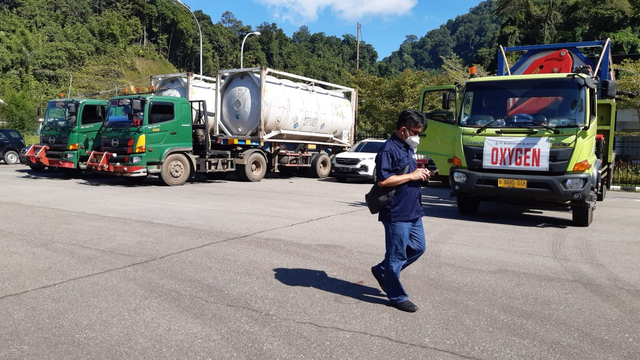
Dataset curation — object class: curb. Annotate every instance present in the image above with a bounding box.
[610,185,640,192]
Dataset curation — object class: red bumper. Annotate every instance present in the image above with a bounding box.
[85,151,145,176]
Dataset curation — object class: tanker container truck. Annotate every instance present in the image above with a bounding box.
[85,67,356,185]
[23,98,108,175]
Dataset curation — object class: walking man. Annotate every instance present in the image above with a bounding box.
[371,109,430,312]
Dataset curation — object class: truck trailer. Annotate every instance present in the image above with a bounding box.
[85,67,357,185]
[416,40,617,226]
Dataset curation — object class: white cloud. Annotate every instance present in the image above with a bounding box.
[256,0,417,23]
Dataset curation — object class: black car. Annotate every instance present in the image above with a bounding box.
[0,128,26,165]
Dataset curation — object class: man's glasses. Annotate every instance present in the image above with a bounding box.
[405,128,421,136]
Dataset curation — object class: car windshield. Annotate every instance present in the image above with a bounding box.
[350,141,384,153]
[460,78,587,129]
[43,101,78,129]
[106,98,144,127]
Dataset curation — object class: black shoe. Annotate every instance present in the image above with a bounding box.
[391,300,418,312]
[371,266,386,293]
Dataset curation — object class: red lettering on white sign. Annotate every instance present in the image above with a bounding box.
[482,137,550,171]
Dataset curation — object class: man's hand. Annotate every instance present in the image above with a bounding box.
[378,168,432,187]
[410,168,431,182]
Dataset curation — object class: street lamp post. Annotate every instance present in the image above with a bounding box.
[175,0,202,76]
[241,31,261,69]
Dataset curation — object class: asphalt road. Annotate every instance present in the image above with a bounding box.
[1,165,639,359]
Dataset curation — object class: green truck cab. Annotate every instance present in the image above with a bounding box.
[417,40,617,226]
[24,98,107,174]
[86,95,204,185]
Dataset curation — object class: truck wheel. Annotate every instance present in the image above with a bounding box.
[457,196,480,215]
[310,154,331,178]
[29,163,47,171]
[160,154,190,186]
[572,203,594,227]
[3,150,19,165]
[238,152,267,182]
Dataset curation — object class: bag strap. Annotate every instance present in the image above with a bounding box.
[402,148,412,174]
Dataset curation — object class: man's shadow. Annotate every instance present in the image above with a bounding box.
[273,268,388,305]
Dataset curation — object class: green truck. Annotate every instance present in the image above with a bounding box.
[23,98,108,174]
[85,68,356,185]
[417,40,617,226]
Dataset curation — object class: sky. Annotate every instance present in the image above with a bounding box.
[183,0,484,60]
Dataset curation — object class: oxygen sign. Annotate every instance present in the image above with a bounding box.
[483,137,550,171]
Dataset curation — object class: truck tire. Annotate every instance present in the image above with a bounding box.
[160,153,190,186]
[310,154,331,178]
[457,196,480,215]
[29,163,47,171]
[238,152,267,182]
[3,150,19,165]
[572,203,594,227]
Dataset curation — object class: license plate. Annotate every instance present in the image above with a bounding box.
[498,178,527,188]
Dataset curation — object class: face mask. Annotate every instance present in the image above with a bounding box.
[404,129,420,149]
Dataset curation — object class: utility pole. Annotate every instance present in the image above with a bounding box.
[356,22,360,71]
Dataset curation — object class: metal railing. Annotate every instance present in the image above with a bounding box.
[613,136,640,186]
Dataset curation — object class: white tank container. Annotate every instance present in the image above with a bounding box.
[154,74,217,130]
[220,71,354,144]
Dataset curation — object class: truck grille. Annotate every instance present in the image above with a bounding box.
[41,135,68,152]
[101,136,135,154]
[463,146,573,175]
[40,135,69,159]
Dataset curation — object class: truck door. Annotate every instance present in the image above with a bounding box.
[144,101,179,163]
[78,103,107,154]
[417,85,459,176]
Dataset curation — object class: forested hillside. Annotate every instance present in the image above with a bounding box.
[2,0,640,134]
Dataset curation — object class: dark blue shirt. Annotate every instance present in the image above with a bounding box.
[375,133,424,222]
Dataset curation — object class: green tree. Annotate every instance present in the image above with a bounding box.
[0,87,37,132]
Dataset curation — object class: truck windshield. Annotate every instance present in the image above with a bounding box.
[460,78,587,129]
[105,98,144,127]
[43,100,78,130]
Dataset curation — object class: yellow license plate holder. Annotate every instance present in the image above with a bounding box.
[498,178,527,188]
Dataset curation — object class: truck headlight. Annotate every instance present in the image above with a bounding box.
[65,153,75,159]
[563,178,585,190]
[453,171,467,183]
[131,156,142,164]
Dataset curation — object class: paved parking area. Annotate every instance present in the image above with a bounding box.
[1,165,639,359]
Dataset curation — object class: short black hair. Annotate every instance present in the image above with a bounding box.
[396,109,427,131]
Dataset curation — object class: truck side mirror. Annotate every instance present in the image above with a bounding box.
[132,99,143,112]
[442,92,453,110]
[67,103,77,113]
[37,107,42,117]
[601,80,617,100]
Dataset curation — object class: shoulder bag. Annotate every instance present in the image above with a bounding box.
[364,164,409,214]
